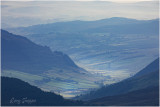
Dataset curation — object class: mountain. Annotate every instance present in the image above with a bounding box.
[85,19,159,34]
[6,17,158,35]
[133,58,159,77]
[1,29,104,97]
[75,58,159,100]
[5,18,159,83]
[1,77,84,106]
[2,29,78,74]
[88,86,159,106]
[2,17,159,97]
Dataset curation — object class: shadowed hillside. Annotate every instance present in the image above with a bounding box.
[88,86,159,106]
[1,30,78,74]
[1,77,84,106]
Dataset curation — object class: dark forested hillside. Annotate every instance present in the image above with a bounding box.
[1,30,78,74]
[76,58,159,101]
[88,86,159,106]
[1,77,84,106]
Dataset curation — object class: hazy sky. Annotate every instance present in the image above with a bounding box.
[1,0,157,3]
[1,0,159,28]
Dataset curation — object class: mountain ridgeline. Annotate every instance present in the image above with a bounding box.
[7,17,159,35]
[1,30,79,74]
[76,58,159,101]
[133,58,159,78]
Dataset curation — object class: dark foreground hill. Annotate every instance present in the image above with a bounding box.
[1,30,80,74]
[1,77,84,106]
[76,58,159,101]
[88,86,159,106]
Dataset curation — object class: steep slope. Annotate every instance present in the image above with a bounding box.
[133,58,159,77]
[76,58,159,100]
[1,77,84,106]
[2,30,78,74]
[88,86,159,106]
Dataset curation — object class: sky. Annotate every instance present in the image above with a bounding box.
[1,0,157,3]
[1,0,159,28]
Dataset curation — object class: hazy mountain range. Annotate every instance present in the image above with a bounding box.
[6,17,159,35]
[2,1,159,28]
[6,17,159,81]
[1,17,159,106]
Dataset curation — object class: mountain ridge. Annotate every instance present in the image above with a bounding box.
[6,17,159,35]
[1,29,79,74]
